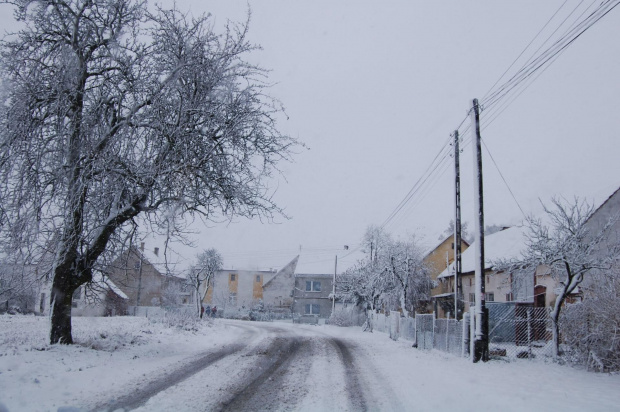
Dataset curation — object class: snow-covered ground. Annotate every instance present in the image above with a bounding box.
[1,314,619,411]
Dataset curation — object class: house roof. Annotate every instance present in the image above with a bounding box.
[128,236,186,280]
[584,185,620,226]
[438,226,528,279]
[262,255,299,288]
[422,234,470,259]
[93,272,129,300]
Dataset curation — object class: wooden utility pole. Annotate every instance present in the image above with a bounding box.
[333,255,337,313]
[470,98,489,362]
[453,130,462,320]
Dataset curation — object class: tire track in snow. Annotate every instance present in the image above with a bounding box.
[332,338,369,411]
[332,336,405,411]
[217,335,312,411]
[90,325,257,412]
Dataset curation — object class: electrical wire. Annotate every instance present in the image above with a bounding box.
[481,0,571,102]
[481,140,527,218]
[482,0,618,113]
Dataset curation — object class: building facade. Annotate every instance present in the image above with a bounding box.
[292,273,334,320]
[203,256,299,317]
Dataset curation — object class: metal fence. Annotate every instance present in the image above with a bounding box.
[487,303,550,359]
[416,314,434,350]
[434,318,466,357]
[366,305,552,361]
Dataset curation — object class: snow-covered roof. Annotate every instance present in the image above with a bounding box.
[93,272,129,300]
[437,226,528,279]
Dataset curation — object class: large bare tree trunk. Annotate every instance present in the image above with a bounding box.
[50,271,77,344]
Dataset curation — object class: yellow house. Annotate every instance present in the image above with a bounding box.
[436,227,525,317]
[423,235,469,318]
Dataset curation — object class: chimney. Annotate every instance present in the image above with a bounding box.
[154,247,159,256]
[140,242,145,252]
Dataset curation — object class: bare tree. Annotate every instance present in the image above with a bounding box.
[187,248,222,317]
[497,197,619,357]
[337,259,386,312]
[387,237,431,317]
[338,226,432,319]
[441,219,472,243]
[0,1,297,344]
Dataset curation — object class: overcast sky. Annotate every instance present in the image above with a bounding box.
[2,1,619,274]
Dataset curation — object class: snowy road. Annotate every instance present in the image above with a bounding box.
[3,316,620,412]
[93,321,402,411]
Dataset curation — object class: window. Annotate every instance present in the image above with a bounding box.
[305,281,321,292]
[230,274,236,281]
[256,275,261,283]
[486,292,495,302]
[305,304,320,315]
[469,293,475,304]
[505,292,513,302]
[229,292,237,305]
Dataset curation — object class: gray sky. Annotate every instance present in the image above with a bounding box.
[3,1,620,274]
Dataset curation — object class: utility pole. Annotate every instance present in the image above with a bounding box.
[333,255,337,314]
[453,130,462,320]
[471,98,488,362]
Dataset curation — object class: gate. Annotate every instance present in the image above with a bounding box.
[415,313,434,350]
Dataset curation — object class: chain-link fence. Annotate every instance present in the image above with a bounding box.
[487,303,551,359]
[434,318,466,357]
[367,307,551,361]
[416,314,434,350]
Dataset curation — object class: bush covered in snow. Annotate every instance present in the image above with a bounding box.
[155,307,210,331]
[560,273,620,372]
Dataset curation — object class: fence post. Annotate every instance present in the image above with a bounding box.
[445,319,449,351]
[469,307,475,361]
[413,313,418,347]
[527,307,532,358]
[462,316,469,357]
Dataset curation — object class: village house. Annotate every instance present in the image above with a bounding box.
[68,273,129,317]
[435,224,590,317]
[202,256,299,317]
[437,226,533,315]
[292,273,334,323]
[423,235,470,318]
[105,242,193,312]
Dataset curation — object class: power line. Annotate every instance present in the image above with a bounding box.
[481,0,571,102]
[482,0,619,113]
[481,140,527,218]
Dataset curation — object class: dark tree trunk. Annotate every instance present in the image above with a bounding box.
[49,244,90,345]
[50,271,77,344]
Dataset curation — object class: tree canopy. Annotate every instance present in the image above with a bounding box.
[0,0,297,343]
